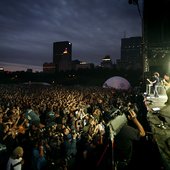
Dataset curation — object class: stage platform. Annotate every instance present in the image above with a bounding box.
[146,94,170,170]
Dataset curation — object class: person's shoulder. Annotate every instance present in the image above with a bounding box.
[9,157,22,165]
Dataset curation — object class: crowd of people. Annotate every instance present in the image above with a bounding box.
[0,83,162,170]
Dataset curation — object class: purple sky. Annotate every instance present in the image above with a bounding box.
[0,0,142,71]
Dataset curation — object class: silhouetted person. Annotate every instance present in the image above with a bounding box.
[114,109,145,170]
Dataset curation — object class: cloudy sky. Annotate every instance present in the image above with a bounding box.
[0,0,142,71]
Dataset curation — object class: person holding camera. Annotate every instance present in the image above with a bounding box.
[114,108,145,170]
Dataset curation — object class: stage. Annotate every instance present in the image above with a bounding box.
[146,94,170,170]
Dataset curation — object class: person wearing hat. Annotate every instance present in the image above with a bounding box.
[6,146,24,170]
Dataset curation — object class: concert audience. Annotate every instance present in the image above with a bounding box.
[0,84,149,170]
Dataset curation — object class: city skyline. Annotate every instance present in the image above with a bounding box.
[0,0,142,72]
[0,61,42,72]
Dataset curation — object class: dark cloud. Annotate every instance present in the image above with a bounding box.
[0,0,142,70]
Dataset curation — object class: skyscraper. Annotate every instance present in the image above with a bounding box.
[117,36,142,70]
[53,41,72,71]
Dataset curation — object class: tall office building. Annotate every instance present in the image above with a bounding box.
[117,36,142,70]
[53,41,72,71]
[144,0,170,73]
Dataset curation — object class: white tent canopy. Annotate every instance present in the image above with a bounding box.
[103,76,131,90]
